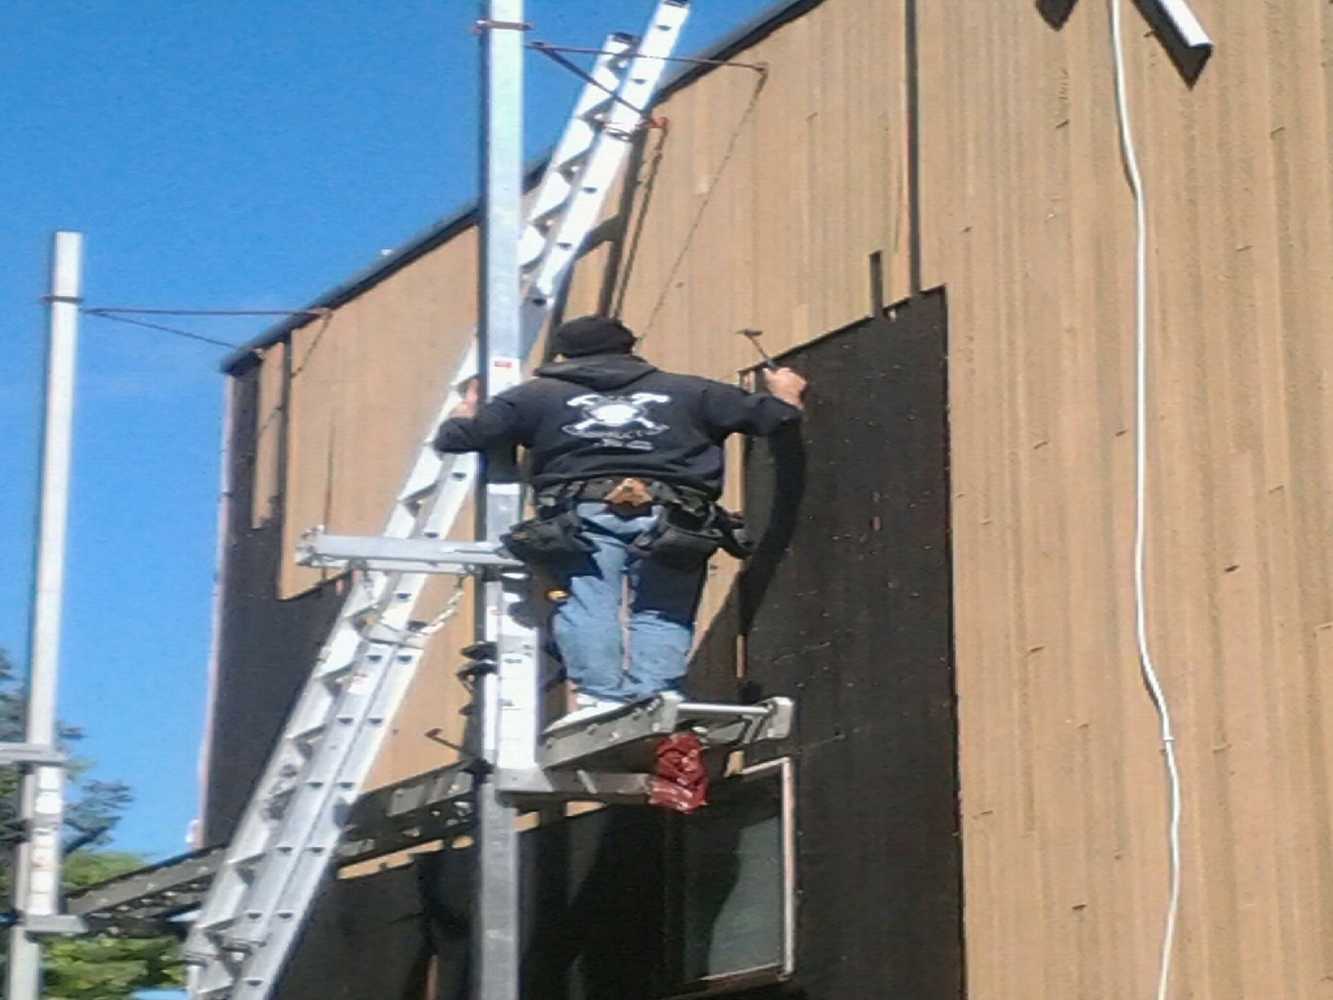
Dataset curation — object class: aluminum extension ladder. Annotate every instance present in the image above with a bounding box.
[184,6,690,996]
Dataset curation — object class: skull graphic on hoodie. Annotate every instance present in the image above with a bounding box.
[562,392,672,450]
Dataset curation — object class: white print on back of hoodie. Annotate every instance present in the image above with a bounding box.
[562,392,671,450]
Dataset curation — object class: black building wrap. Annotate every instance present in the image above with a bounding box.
[730,290,963,998]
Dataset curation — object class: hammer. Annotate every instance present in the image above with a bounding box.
[736,328,779,370]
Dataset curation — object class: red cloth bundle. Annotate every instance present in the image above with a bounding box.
[648,731,709,813]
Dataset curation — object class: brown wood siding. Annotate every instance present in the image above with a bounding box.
[920,0,1333,995]
[280,229,478,596]
[597,0,912,377]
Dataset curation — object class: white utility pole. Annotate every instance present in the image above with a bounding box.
[7,230,83,1000]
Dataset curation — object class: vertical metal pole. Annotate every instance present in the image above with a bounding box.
[475,5,533,1000]
[8,230,83,1000]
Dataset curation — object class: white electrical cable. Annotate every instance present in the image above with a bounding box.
[1108,2,1185,999]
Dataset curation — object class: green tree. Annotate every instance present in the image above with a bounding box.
[0,649,185,998]
[43,854,185,1000]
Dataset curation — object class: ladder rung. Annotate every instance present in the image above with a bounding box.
[224,850,266,874]
[289,723,325,744]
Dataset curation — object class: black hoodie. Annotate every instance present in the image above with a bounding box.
[433,354,800,497]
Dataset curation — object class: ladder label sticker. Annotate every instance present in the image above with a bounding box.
[347,671,374,695]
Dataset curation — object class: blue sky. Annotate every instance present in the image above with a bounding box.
[1,1,778,860]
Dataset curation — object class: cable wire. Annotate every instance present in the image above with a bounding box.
[527,42,768,74]
[82,306,330,352]
[1108,2,1184,998]
[82,311,241,350]
[84,307,329,318]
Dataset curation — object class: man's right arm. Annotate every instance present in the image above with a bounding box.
[432,380,527,453]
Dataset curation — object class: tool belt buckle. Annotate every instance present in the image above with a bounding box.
[603,477,655,516]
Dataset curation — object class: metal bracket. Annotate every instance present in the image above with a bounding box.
[358,623,430,649]
[66,849,223,933]
[495,767,654,805]
[339,766,475,864]
[0,743,67,767]
[474,18,532,33]
[538,693,795,771]
[297,530,523,575]
[21,914,87,936]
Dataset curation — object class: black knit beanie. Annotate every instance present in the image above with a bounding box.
[550,316,637,358]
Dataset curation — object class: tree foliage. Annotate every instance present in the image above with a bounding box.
[43,854,185,1000]
[0,649,185,998]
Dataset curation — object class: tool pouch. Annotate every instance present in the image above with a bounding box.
[713,507,755,559]
[501,508,594,567]
[630,509,720,570]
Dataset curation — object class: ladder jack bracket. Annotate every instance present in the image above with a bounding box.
[296,530,524,575]
[528,691,795,781]
[339,766,476,865]
[64,846,225,938]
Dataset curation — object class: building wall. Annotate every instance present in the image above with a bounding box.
[212,0,1333,995]
[918,1,1333,996]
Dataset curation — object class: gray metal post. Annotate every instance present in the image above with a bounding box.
[475,4,533,1000]
[8,230,83,1000]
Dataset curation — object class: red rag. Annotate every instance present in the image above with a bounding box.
[648,731,709,813]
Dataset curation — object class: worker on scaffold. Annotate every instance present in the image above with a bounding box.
[433,315,807,728]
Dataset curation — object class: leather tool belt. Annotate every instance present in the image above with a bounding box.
[538,476,712,515]
[507,478,753,572]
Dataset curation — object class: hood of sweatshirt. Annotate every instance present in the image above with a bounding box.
[534,354,659,391]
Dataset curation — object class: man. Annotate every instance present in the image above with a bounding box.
[434,315,807,727]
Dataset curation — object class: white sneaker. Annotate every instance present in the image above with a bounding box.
[544,696,626,733]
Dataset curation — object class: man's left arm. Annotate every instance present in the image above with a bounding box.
[701,368,808,438]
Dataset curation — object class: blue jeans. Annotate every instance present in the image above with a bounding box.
[549,502,707,703]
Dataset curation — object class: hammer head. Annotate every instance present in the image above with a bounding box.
[735,328,777,368]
